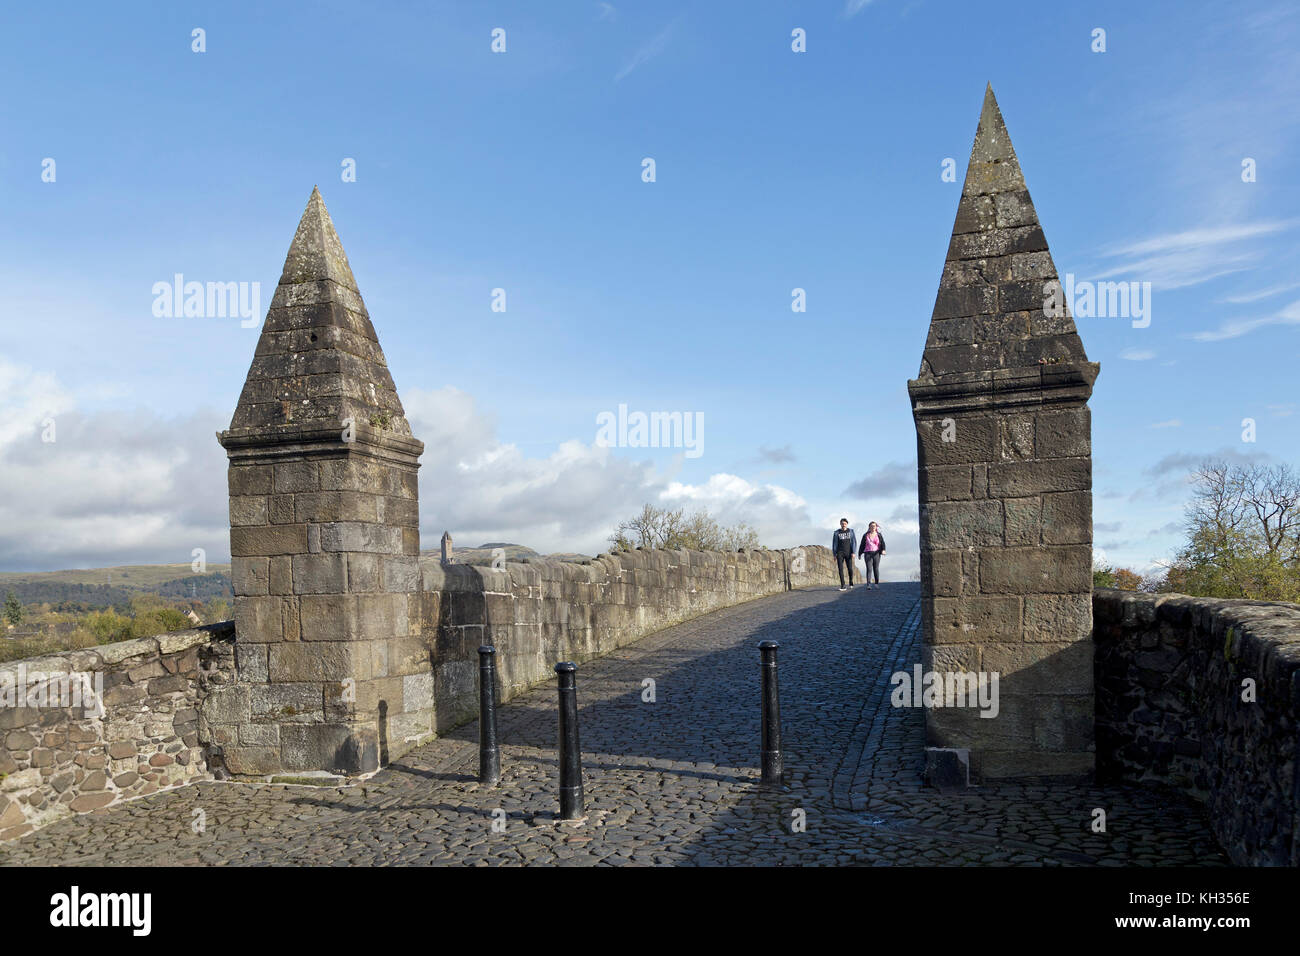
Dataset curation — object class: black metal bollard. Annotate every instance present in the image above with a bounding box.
[759,640,784,786]
[478,646,500,786]
[555,661,584,819]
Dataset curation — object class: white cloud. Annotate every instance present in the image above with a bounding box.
[1148,419,1182,429]
[1120,348,1156,361]
[404,387,828,557]
[0,358,228,572]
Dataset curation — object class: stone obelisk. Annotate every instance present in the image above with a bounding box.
[908,87,1100,784]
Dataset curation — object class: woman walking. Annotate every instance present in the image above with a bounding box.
[858,521,886,589]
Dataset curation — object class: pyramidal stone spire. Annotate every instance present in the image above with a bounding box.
[213,189,425,779]
[908,87,1100,787]
[918,84,1094,386]
[227,186,412,436]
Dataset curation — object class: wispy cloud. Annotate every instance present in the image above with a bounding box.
[1120,348,1156,360]
[1149,419,1182,429]
[1092,220,1297,291]
[1218,281,1300,304]
[756,444,795,464]
[844,0,877,17]
[1104,222,1295,258]
[596,2,616,22]
[1144,446,1270,478]
[615,19,676,81]
[1190,298,1300,342]
[844,460,916,498]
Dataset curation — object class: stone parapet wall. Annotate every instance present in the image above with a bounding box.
[0,547,834,840]
[414,546,839,737]
[0,622,235,842]
[1093,589,1300,866]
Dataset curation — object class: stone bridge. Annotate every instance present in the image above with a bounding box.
[1,86,1297,866]
[0,585,1226,866]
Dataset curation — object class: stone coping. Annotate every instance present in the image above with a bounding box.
[0,620,234,675]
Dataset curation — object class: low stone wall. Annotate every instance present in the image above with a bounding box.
[1093,589,1300,865]
[416,545,839,736]
[0,622,235,842]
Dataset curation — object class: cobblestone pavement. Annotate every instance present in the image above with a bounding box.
[0,583,1227,866]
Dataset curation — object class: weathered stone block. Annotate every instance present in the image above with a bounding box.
[249,683,323,721]
[274,461,319,493]
[932,284,997,320]
[381,556,421,594]
[998,415,1035,461]
[925,317,975,349]
[200,685,250,726]
[1023,593,1092,642]
[930,595,1021,643]
[269,556,293,595]
[981,640,1094,695]
[920,465,972,501]
[987,459,1090,497]
[922,550,963,598]
[233,595,290,643]
[1035,407,1091,459]
[268,494,295,524]
[294,490,380,524]
[995,192,1038,229]
[268,642,371,683]
[298,593,355,642]
[223,746,282,776]
[320,522,403,554]
[228,465,273,496]
[292,552,348,594]
[232,557,270,596]
[951,194,995,234]
[230,524,309,557]
[280,725,377,774]
[230,496,268,526]
[1040,491,1091,545]
[917,415,998,466]
[979,546,1091,594]
[1003,496,1042,547]
[236,644,270,682]
[922,500,1003,550]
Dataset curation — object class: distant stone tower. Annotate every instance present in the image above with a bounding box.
[908,87,1100,783]
[214,188,427,776]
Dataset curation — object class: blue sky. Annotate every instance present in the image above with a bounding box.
[1,0,1298,578]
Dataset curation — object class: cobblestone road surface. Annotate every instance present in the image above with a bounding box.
[0,583,1227,866]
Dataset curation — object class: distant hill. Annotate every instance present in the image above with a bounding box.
[0,564,233,610]
[419,543,590,567]
[1,544,592,608]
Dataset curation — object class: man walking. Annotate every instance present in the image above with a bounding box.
[831,518,856,590]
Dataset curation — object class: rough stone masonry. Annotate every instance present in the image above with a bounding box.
[908,86,1100,783]
[215,188,427,776]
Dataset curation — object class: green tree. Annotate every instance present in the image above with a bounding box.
[1159,460,1300,602]
[3,590,21,626]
